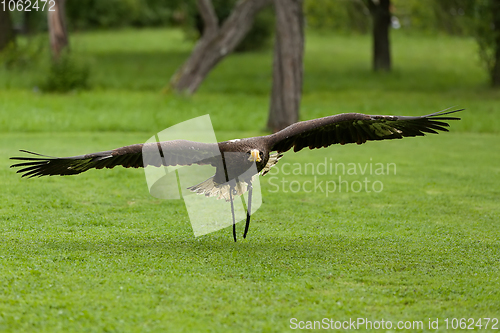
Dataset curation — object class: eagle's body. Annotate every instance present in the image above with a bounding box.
[216,138,270,182]
[10,109,463,240]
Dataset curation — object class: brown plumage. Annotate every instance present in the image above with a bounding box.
[10,109,463,240]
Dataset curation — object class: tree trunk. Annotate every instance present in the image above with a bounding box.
[0,7,15,51]
[266,0,304,132]
[170,0,271,94]
[48,0,69,60]
[491,0,500,87]
[366,0,391,71]
[21,11,33,35]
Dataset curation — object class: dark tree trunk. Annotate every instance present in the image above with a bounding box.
[365,0,391,71]
[0,7,15,51]
[266,0,304,132]
[170,0,271,94]
[21,11,33,35]
[491,0,500,87]
[48,0,69,60]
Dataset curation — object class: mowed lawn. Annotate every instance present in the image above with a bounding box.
[0,29,499,332]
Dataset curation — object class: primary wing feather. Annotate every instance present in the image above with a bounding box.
[10,140,219,178]
[269,109,463,153]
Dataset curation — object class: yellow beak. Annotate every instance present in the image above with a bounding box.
[249,149,262,162]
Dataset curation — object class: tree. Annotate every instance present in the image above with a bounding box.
[171,0,305,132]
[193,0,274,53]
[364,0,391,71]
[266,0,304,132]
[170,0,272,94]
[475,0,500,87]
[491,0,500,86]
[0,7,15,51]
[48,0,69,60]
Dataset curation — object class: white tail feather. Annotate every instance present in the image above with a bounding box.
[188,152,283,200]
[188,177,250,201]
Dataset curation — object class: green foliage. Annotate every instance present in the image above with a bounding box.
[63,0,273,52]
[0,42,24,69]
[305,0,474,35]
[392,0,474,35]
[7,0,481,38]
[38,52,90,93]
[304,0,370,33]
[66,0,139,29]
[9,8,48,33]
[65,0,185,29]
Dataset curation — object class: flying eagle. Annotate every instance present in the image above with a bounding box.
[10,109,462,241]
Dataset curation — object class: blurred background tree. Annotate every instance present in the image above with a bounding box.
[267,0,304,132]
[48,0,69,60]
[363,0,392,72]
[4,0,478,36]
[169,0,272,94]
[303,0,472,35]
[3,0,500,88]
[0,8,16,51]
[473,0,500,87]
[191,0,274,52]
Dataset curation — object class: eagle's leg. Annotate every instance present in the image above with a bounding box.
[229,185,237,242]
[243,185,253,239]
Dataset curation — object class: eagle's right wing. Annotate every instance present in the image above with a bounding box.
[10,140,220,178]
[269,109,463,153]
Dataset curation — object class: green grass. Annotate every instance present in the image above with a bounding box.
[1,28,499,332]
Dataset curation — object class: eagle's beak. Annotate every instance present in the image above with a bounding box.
[249,149,262,162]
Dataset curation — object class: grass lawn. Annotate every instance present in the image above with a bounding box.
[0,28,499,332]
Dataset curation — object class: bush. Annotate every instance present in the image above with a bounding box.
[0,36,44,70]
[39,52,90,93]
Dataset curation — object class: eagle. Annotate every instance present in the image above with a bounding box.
[10,109,462,241]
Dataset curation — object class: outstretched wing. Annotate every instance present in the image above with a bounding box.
[269,109,463,153]
[10,140,220,178]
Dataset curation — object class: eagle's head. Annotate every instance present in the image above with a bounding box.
[247,149,263,163]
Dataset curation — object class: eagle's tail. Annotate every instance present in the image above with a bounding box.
[187,176,250,202]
